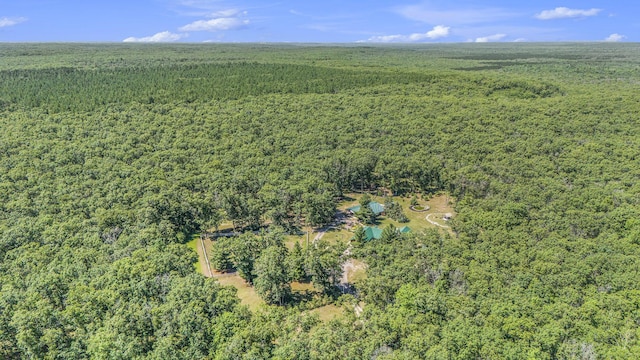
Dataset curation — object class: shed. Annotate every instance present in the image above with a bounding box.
[398,226,411,234]
[346,205,362,214]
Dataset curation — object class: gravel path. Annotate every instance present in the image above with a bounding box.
[197,237,213,277]
[425,213,451,229]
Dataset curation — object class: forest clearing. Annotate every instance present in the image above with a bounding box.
[192,193,455,314]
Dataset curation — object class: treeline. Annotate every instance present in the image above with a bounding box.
[0,63,430,112]
[0,60,562,113]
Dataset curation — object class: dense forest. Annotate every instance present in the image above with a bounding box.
[1,43,640,359]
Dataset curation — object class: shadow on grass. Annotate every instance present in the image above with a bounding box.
[289,290,317,304]
[340,195,356,202]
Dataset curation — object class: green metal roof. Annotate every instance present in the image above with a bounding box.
[363,226,383,241]
[399,226,411,233]
[368,201,385,215]
[347,202,385,215]
[347,205,361,213]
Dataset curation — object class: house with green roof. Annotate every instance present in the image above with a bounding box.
[362,226,383,241]
[354,225,410,242]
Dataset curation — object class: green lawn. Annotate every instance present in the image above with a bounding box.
[284,227,353,249]
[216,274,265,311]
[284,233,308,250]
[186,234,203,275]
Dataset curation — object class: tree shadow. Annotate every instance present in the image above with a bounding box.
[289,289,317,304]
[340,195,356,202]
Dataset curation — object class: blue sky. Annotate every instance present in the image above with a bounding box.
[0,1,637,43]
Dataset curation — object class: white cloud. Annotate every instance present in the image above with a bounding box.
[453,25,561,42]
[475,33,507,43]
[123,31,186,43]
[180,17,249,31]
[210,9,242,18]
[365,25,450,43]
[396,4,519,25]
[535,7,601,20]
[605,33,625,42]
[424,25,450,39]
[366,34,402,43]
[179,9,249,32]
[0,16,27,28]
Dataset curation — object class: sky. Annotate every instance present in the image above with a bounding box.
[0,1,637,43]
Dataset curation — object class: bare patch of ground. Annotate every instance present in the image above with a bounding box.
[341,258,368,285]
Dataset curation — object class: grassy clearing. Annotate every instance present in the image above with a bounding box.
[216,274,265,310]
[216,221,236,232]
[422,194,456,235]
[310,304,343,322]
[424,193,455,213]
[291,282,315,292]
[291,283,346,322]
[318,228,352,245]
[343,192,455,235]
[186,193,454,315]
[186,234,264,309]
[284,233,308,250]
[284,227,352,249]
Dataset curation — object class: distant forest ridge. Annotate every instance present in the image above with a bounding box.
[0,60,563,113]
